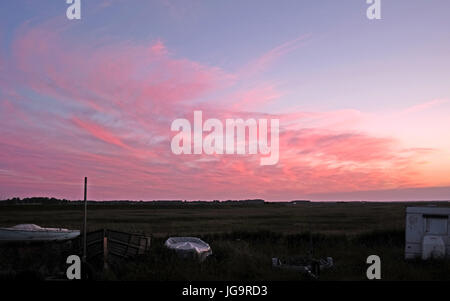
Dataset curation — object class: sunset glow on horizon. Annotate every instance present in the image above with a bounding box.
[1,1,450,201]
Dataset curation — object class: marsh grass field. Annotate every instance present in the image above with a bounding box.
[1,201,450,280]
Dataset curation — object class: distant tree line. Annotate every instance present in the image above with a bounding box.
[0,197,70,205]
[0,197,267,205]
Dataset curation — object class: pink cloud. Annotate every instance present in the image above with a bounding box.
[11,21,230,113]
[71,117,130,150]
[229,84,282,111]
[401,98,450,115]
[0,21,444,200]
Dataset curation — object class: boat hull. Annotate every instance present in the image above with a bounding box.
[0,229,80,242]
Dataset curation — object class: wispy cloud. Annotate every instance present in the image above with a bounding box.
[0,20,446,200]
[401,98,449,115]
[239,34,311,78]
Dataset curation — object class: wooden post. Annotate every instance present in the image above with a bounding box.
[83,177,87,263]
[104,235,108,270]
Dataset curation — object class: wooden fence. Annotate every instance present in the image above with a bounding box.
[75,229,151,263]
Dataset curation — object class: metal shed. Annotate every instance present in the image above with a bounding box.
[405,206,450,259]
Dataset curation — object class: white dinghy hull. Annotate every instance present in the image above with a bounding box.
[0,224,80,242]
[165,237,212,261]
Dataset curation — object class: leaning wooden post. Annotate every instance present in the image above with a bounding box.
[83,177,87,263]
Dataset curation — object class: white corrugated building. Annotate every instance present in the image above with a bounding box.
[405,206,450,260]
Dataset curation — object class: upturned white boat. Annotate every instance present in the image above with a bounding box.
[165,237,212,261]
[0,224,80,242]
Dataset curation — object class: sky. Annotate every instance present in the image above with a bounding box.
[0,0,450,201]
